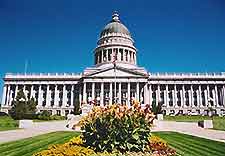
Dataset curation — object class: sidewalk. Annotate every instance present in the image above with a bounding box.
[0,121,72,144]
[0,120,225,144]
[152,121,225,142]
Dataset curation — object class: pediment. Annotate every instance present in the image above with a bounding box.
[83,66,148,78]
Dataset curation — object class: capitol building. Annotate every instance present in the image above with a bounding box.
[1,13,225,116]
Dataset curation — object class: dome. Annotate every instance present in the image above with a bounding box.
[100,12,131,37]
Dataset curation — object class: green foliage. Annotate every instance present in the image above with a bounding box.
[0,131,80,156]
[9,89,37,120]
[80,102,155,153]
[153,131,225,156]
[37,111,66,121]
[73,98,81,115]
[37,110,51,120]
[0,116,19,131]
[50,114,66,120]
[151,100,163,115]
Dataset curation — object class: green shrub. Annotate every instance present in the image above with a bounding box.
[80,102,155,153]
[50,114,66,120]
[37,110,51,120]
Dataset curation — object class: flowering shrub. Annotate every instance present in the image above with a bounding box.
[148,136,176,156]
[149,136,168,151]
[34,145,94,156]
[80,102,155,152]
[65,135,83,146]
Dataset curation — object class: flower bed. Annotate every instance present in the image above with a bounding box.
[34,102,176,156]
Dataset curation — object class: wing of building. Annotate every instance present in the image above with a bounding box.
[1,12,225,116]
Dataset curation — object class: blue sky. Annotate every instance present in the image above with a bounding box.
[0,0,225,100]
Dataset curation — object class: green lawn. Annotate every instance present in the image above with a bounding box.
[164,115,225,131]
[0,116,19,131]
[1,131,225,156]
[153,131,225,156]
[0,131,79,156]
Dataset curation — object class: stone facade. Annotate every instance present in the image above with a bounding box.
[1,12,225,116]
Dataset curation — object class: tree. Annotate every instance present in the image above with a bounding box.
[27,97,37,114]
[9,89,37,120]
[151,100,163,115]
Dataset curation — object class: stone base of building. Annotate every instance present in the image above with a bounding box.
[163,107,225,116]
[1,106,76,117]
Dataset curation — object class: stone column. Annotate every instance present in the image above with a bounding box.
[174,85,177,107]
[62,85,67,107]
[222,86,225,106]
[149,84,152,106]
[130,51,133,63]
[46,85,50,107]
[207,85,210,106]
[204,89,208,107]
[128,51,130,63]
[1,85,7,106]
[6,85,11,106]
[180,89,183,108]
[127,82,131,107]
[196,87,200,108]
[106,49,109,62]
[54,85,58,107]
[182,85,186,107]
[165,85,169,108]
[101,50,103,63]
[190,85,194,107]
[79,86,82,107]
[215,85,219,107]
[15,85,18,99]
[136,82,139,101]
[110,82,113,105]
[118,82,122,104]
[157,85,160,106]
[30,85,34,99]
[83,82,87,104]
[172,87,175,108]
[123,49,125,62]
[188,89,191,107]
[100,82,104,106]
[144,83,149,104]
[71,85,74,107]
[38,85,42,107]
[92,83,95,101]
[199,85,202,107]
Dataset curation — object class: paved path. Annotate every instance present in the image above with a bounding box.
[1,120,225,144]
[152,121,225,143]
[0,121,72,144]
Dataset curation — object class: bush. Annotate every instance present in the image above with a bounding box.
[148,136,176,156]
[34,144,95,156]
[37,110,51,120]
[34,135,176,156]
[23,113,38,119]
[9,90,37,120]
[50,114,66,120]
[80,102,155,153]
[148,136,168,151]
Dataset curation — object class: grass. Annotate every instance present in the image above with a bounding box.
[0,131,224,156]
[0,131,79,156]
[153,131,225,156]
[164,115,225,131]
[0,116,19,131]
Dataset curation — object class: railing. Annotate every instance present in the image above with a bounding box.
[149,72,225,78]
[5,73,82,78]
